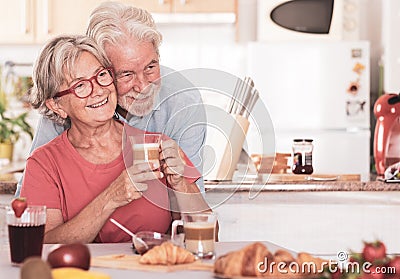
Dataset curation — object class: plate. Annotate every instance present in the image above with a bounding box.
[91,254,213,272]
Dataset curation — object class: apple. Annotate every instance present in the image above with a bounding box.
[47,243,91,270]
[11,197,27,218]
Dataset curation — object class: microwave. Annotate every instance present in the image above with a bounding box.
[257,0,360,41]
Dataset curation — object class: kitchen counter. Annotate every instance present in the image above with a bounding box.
[205,179,399,192]
[204,172,399,192]
[0,161,25,195]
[0,172,398,194]
[0,173,21,195]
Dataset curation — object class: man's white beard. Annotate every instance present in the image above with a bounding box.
[126,94,155,116]
[119,83,160,117]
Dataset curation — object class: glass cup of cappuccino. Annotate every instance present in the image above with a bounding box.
[171,212,217,259]
[130,133,161,165]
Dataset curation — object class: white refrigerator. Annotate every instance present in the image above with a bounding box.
[246,41,371,180]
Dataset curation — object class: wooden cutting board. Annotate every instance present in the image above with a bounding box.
[267,173,360,182]
[91,254,214,272]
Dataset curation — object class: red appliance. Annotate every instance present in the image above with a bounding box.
[373,93,400,174]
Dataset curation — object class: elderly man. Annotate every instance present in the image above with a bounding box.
[16,1,206,196]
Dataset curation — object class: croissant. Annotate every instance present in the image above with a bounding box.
[139,242,195,265]
[214,242,326,277]
[296,252,326,274]
[273,249,296,264]
[214,242,273,277]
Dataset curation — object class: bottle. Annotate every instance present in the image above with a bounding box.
[292,139,314,174]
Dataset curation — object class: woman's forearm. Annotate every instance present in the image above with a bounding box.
[44,187,117,243]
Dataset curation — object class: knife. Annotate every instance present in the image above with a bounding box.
[239,77,254,116]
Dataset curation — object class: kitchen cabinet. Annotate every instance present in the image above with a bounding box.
[0,0,236,44]
[117,0,171,13]
[0,0,105,44]
[172,0,236,13]
[35,0,107,43]
[122,0,236,13]
[206,190,400,254]
[0,0,35,43]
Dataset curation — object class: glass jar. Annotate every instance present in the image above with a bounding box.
[292,139,314,174]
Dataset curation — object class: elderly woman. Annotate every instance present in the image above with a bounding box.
[14,1,206,199]
[20,35,211,244]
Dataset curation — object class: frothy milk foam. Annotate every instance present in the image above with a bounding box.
[133,143,159,163]
[184,222,215,256]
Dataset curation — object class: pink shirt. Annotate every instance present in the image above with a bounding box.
[21,125,200,243]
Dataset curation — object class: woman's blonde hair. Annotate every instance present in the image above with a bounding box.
[87,1,162,55]
[29,35,111,125]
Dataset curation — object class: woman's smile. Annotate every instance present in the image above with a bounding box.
[87,97,109,108]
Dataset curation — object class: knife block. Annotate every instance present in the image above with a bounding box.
[204,114,250,181]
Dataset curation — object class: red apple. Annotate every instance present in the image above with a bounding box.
[47,243,91,270]
[11,197,27,218]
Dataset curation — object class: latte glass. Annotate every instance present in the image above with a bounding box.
[130,134,161,165]
[172,212,217,259]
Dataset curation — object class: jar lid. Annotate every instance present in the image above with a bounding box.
[293,139,313,142]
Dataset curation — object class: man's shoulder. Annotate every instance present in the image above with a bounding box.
[159,66,203,105]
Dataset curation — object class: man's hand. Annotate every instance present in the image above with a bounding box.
[160,139,186,190]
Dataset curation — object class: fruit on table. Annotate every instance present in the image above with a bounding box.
[20,257,52,279]
[11,197,27,217]
[322,240,398,279]
[47,243,91,270]
[360,266,385,279]
[362,241,387,263]
[386,256,400,279]
[52,268,110,279]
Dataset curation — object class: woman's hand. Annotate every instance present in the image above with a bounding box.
[105,162,163,210]
[159,139,186,190]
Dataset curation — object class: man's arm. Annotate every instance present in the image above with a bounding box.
[169,96,206,192]
[15,116,67,197]
[160,70,207,192]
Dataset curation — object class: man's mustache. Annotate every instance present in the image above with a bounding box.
[132,83,160,100]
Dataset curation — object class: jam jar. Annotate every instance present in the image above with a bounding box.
[292,139,314,174]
